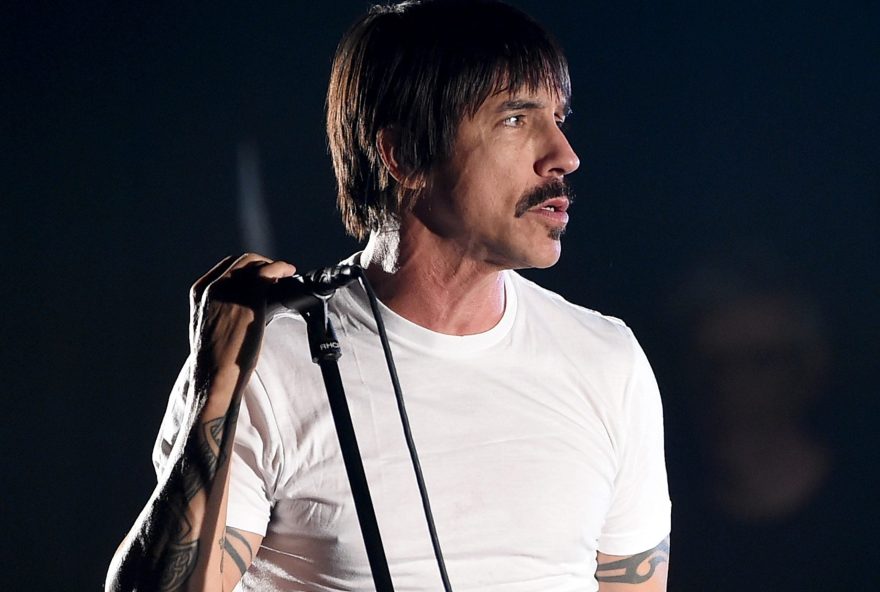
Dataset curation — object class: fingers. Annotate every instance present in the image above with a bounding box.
[191,253,300,312]
[191,255,238,305]
[257,260,297,281]
[191,253,295,304]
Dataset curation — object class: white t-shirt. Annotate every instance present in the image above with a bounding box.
[154,266,670,592]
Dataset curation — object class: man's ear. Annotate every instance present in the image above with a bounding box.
[376,127,424,190]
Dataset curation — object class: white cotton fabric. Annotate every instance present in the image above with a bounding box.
[154,259,670,592]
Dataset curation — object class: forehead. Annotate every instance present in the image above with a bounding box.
[476,83,571,116]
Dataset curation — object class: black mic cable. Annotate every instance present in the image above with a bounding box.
[271,264,453,592]
[354,266,454,592]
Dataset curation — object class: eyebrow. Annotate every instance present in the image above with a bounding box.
[499,99,544,111]
[497,99,572,117]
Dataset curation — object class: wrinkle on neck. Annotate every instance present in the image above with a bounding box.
[361,226,506,335]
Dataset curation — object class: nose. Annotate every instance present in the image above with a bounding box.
[535,125,580,178]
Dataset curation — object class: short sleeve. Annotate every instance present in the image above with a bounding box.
[225,369,285,537]
[598,329,672,555]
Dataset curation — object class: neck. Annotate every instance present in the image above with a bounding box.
[362,225,506,335]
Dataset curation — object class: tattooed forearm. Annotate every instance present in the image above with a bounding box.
[197,416,226,478]
[108,414,236,592]
[207,416,225,447]
[596,536,670,585]
[178,415,227,502]
[152,416,229,588]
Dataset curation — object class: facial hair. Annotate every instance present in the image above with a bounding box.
[513,179,575,217]
[514,179,575,239]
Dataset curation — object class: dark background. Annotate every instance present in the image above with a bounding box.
[3,1,877,589]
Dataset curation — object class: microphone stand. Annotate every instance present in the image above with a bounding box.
[300,294,394,591]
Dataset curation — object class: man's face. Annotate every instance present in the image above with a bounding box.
[414,84,580,270]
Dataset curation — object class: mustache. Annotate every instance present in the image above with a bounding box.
[514,179,575,217]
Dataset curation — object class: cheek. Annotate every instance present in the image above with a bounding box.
[441,137,531,222]
[463,150,523,198]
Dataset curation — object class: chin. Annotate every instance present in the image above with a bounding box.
[495,232,563,270]
[532,255,561,269]
[525,242,562,270]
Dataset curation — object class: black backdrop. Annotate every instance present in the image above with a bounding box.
[3,1,878,589]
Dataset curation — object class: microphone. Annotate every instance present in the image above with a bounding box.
[268,264,360,311]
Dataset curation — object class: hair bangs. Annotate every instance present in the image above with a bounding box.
[481,42,572,116]
[427,1,571,120]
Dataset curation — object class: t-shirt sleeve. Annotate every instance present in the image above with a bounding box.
[226,369,285,537]
[598,328,671,555]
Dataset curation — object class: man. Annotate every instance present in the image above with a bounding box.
[106,1,671,590]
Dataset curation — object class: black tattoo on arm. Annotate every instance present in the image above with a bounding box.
[198,416,225,476]
[107,368,247,592]
[596,536,670,585]
[145,415,234,591]
[158,541,199,592]
[221,527,255,578]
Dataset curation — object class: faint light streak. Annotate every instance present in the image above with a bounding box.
[237,142,275,257]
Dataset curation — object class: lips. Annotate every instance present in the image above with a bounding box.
[526,197,570,224]
[530,197,569,213]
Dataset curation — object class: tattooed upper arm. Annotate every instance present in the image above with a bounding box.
[221,527,263,590]
[596,536,670,591]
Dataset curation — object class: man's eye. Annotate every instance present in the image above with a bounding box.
[502,115,524,127]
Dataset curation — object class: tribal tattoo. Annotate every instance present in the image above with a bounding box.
[158,541,199,592]
[153,414,231,591]
[221,527,255,579]
[595,536,670,585]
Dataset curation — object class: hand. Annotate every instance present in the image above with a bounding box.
[188,253,297,395]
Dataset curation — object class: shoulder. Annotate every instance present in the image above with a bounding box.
[508,271,635,348]
[508,271,651,405]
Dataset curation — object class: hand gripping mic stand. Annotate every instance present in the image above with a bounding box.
[272,265,453,592]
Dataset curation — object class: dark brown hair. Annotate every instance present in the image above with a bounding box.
[326,0,571,239]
